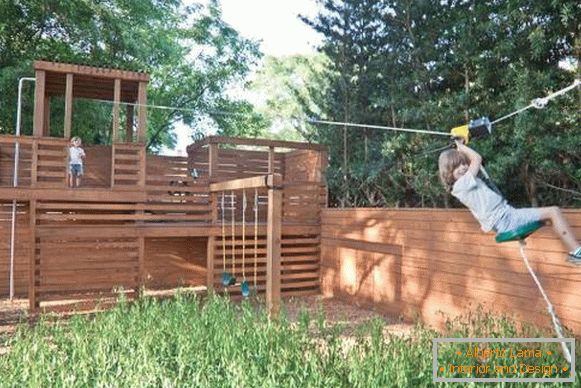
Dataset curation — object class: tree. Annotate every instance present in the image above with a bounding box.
[302,0,581,207]
[248,54,329,142]
[0,0,262,151]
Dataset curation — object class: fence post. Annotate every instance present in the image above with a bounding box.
[206,143,218,291]
[266,173,282,316]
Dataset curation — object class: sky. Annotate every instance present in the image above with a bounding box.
[219,0,321,57]
[10,1,321,153]
[165,0,322,155]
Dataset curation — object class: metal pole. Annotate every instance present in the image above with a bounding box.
[9,77,35,300]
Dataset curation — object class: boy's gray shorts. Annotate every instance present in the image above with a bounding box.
[493,207,542,233]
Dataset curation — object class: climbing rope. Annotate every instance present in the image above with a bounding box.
[518,241,572,363]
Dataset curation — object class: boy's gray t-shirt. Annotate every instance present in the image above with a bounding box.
[451,171,508,232]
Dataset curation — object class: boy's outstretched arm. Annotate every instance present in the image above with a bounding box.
[455,140,482,176]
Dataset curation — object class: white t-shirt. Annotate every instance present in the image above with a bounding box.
[69,146,85,165]
[451,171,509,232]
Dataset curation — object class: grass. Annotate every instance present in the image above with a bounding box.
[0,292,578,387]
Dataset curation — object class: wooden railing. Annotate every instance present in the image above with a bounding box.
[112,143,144,188]
[1,135,326,310]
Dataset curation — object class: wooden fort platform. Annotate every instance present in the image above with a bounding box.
[0,61,327,313]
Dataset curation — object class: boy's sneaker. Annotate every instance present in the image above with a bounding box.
[567,247,581,265]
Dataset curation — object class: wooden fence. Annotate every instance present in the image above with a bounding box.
[320,208,581,335]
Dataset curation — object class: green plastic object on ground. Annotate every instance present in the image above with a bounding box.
[495,221,545,243]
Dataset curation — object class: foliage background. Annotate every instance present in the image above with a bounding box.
[0,0,261,151]
[294,0,581,208]
[1,0,580,207]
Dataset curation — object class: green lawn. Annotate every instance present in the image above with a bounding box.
[0,292,578,387]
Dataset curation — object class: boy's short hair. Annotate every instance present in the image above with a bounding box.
[438,149,469,192]
[70,136,82,144]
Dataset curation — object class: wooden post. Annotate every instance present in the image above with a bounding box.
[126,104,134,142]
[28,200,38,312]
[110,145,116,188]
[206,143,218,290]
[43,98,50,137]
[112,79,121,143]
[137,81,147,143]
[138,236,145,296]
[31,140,38,187]
[320,150,329,207]
[268,146,275,174]
[64,73,73,139]
[138,147,146,188]
[33,70,45,137]
[266,173,282,316]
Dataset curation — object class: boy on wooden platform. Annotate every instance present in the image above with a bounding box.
[438,140,581,264]
[68,136,86,188]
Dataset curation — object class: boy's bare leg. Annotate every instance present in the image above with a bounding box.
[76,176,81,187]
[538,206,580,252]
[68,174,73,188]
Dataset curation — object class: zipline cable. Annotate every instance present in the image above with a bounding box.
[86,79,580,140]
[304,119,451,137]
[491,79,581,125]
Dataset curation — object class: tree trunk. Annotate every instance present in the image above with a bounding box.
[523,164,538,206]
[364,128,368,163]
[576,36,581,114]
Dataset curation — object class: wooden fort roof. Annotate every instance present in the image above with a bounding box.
[33,60,149,102]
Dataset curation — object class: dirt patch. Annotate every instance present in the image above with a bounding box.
[282,295,412,337]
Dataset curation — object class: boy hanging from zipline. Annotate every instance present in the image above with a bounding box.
[438,139,581,264]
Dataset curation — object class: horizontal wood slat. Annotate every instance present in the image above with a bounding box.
[321,208,581,336]
[0,135,326,306]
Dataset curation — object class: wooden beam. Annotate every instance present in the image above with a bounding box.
[208,143,218,177]
[31,141,38,187]
[29,200,38,312]
[206,235,215,291]
[64,73,73,139]
[320,150,329,207]
[187,136,328,153]
[34,61,150,82]
[268,146,275,173]
[33,70,46,137]
[0,187,146,202]
[43,97,50,136]
[206,143,218,291]
[209,174,281,192]
[136,82,147,143]
[110,145,116,188]
[208,136,328,151]
[266,176,282,316]
[112,79,121,143]
[138,147,146,187]
[34,223,319,239]
[138,237,145,293]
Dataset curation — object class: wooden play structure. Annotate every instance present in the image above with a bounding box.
[1,61,579,339]
[0,61,327,314]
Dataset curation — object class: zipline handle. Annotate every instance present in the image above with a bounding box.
[449,117,493,144]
